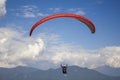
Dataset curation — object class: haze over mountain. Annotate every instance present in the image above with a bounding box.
[0,66,120,80]
[94,65,120,77]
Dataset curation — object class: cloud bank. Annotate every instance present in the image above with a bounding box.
[0,27,44,68]
[0,0,6,17]
[0,27,120,69]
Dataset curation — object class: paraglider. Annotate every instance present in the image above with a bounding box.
[61,64,68,74]
[29,13,96,74]
[29,13,95,36]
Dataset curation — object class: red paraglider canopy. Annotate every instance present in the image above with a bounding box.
[29,13,95,36]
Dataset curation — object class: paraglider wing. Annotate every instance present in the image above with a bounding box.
[29,14,95,36]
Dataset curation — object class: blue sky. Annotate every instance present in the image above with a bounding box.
[0,0,120,69]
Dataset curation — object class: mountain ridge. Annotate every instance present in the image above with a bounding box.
[94,65,120,77]
[0,65,120,80]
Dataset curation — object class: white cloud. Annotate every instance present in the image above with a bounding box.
[100,47,120,68]
[15,5,48,18]
[42,45,120,69]
[0,27,45,68]
[0,0,6,17]
[14,7,86,18]
[49,8,61,12]
[0,26,120,69]
[68,8,86,15]
[48,7,86,15]
[75,10,86,15]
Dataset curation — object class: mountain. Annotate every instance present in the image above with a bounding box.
[0,66,120,80]
[94,65,120,77]
[0,66,39,80]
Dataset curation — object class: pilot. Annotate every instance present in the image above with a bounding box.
[61,64,68,74]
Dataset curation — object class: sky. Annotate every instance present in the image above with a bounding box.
[0,0,120,70]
